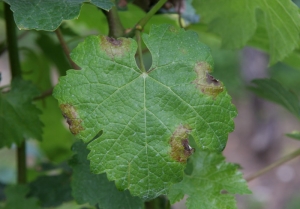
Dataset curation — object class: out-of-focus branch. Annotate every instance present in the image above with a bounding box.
[125,0,167,38]
[4,2,27,184]
[246,148,300,182]
[33,87,53,101]
[103,6,125,38]
[55,28,80,70]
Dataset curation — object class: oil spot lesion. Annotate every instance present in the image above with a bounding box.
[170,125,194,163]
[60,104,84,135]
[100,36,130,59]
[193,62,224,97]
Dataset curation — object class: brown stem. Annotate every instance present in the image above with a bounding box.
[125,0,168,38]
[4,2,27,184]
[17,141,27,184]
[245,148,300,182]
[177,0,183,28]
[103,6,125,38]
[0,31,29,56]
[55,28,80,70]
[33,87,53,101]
[4,2,22,78]
[135,30,146,72]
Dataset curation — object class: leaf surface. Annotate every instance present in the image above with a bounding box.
[194,0,300,64]
[0,78,43,148]
[249,78,300,117]
[70,141,143,209]
[2,185,41,209]
[3,0,114,31]
[53,24,237,199]
[168,150,251,209]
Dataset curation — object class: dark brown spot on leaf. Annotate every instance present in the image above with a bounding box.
[182,138,195,156]
[206,73,220,85]
[193,62,224,97]
[169,125,193,163]
[106,37,122,46]
[220,190,228,194]
[60,104,84,135]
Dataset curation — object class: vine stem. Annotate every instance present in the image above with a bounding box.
[245,148,300,182]
[126,0,168,38]
[177,0,183,28]
[0,31,29,56]
[4,3,22,78]
[4,2,27,184]
[17,142,27,184]
[103,6,125,38]
[54,28,80,70]
[33,88,53,101]
[135,29,146,73]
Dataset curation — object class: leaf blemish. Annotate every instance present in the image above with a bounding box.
[106,37,122,46]
[170,125,194,163]
[206,73,220,86]
[193,62,224,97]
[182,138,195,156]
[60,104,84,135]
[100,36,129,59]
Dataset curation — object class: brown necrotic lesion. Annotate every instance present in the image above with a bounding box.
[193,62,224,97]
[169,125,194,163]
[60,104,84,135]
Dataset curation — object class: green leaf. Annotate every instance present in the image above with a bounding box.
[194,0,300,64]
[249,78,300,117]
[53,24,237,199]
[70,141,143,209]
[65,3,108,36]
[282,49,300,70]
[2,185,41,209]
[168,150,251,209]
[28,173,72,207]
[286,131,300,140]
[0,78,43,148]
[3,0,114,31]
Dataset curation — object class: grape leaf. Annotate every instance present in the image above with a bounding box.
[2,185,41,209]
[53,24,237,199]
[28,173,73,207]
[249,78,300,117]
[70,141,143,209]
[3,0,114,31]
[0,78,43,148]
[168,150,251,209]
[193,0,300,64]
[286,131,300,140]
